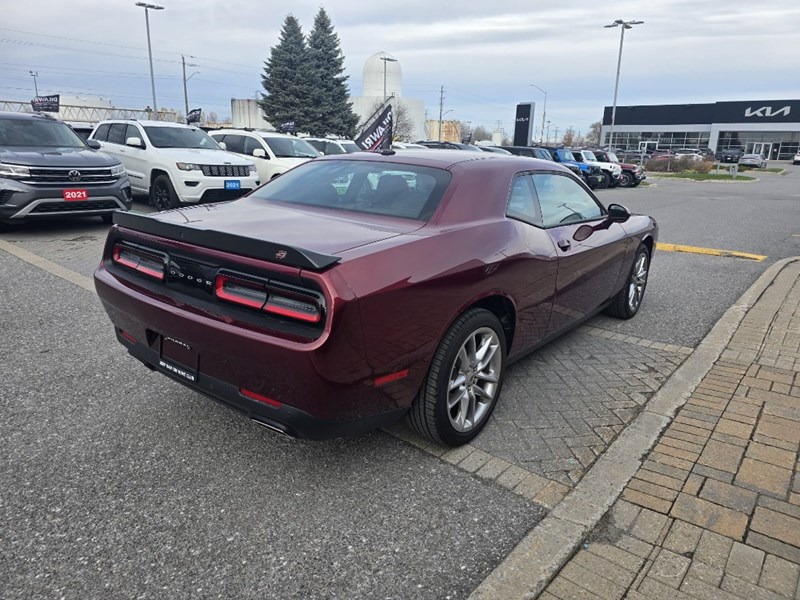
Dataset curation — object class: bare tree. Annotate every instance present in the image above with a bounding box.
[472,125,491,142]
[561,127,576,147]
[203,111,219,125]
[585,121,602,147]
[366,98,413,141]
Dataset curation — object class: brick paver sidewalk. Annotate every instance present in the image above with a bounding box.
[541,261,800,600]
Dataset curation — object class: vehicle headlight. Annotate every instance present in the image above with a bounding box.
[0,163,30,179]
[111,163,126,177]
[176,162,202,171]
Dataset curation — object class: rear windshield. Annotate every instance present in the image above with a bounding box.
[248,159,452,221]
[339,140,360,153]
[0,117,85,147]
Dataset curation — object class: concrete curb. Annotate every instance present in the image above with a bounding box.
[469,256,800,600]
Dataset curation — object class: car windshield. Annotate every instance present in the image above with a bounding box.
[607,152,619,162]
[143,126,220,149]
[248,159,452,221]
[0,117,86,147]
[582,151,598,161]
[263,136,319,158]
[563,151,579,161]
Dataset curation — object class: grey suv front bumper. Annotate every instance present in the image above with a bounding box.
[0,177,132,222]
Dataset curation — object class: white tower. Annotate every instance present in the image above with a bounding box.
[362,51,403,98]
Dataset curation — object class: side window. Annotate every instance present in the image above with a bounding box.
[107,124,127,145]
[532,173,604,228]
[506,174,542,227]
[325,141,345,155]
[92,123,110,141]
[223,135,244,154]
[125,124,141,145]
[243,136,262,157]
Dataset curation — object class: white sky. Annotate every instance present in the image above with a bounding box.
[1,0,798,138]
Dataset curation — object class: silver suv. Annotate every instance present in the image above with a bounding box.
[0,111,132,227]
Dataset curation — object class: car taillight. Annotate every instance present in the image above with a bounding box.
[112,244,165,280]
[264,292,321,323]
[214,272,323,324]
[215,273,268,309]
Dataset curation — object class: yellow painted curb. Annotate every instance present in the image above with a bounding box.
[657,242,767,261]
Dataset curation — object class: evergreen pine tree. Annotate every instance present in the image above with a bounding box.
[259,15,311,132]
[306,8,359,138]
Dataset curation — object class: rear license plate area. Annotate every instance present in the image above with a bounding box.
[158,335,198,383]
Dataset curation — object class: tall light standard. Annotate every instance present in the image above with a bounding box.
[530,84,547,144]
[135,2,164,117]
[181,54,200,121]
[604,19,643,149]
[29,71,39,96]
[379,56,398,102]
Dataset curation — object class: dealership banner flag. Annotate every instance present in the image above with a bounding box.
[31,94,60,112]
[187,108,202,124]
[355,104,393,151]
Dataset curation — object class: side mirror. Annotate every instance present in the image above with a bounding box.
[126,136,144,149]
[86,139,101,150]
[217,141,227,150]
[607,203,631,223]
[252,148,266,158]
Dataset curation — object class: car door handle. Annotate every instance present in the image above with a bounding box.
[557,239,571,251]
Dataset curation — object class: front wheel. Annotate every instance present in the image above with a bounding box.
[605,244,650,319]
[619,172,634,188]
[408,308,506,446]
[150,174,180,211]
[595,172,610,189]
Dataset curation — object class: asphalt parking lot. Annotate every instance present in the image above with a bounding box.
[2,164,799,599]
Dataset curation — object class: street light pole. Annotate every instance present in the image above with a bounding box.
[181,54,200,123]
[135,2,164,117]
[29,71,39,96]
[530,84,547,145]
[379,56,398,102]
[604,19,643,149]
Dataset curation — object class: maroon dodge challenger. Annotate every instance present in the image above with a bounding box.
[94,150,657,446]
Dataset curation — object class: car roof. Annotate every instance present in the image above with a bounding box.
[97,119,195,128]
[210,129,299,139]
[314,149,570,172]
[0,111,62,122]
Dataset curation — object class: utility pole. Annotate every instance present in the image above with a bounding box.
[546,120,551,145]
[554,126,559,145]
[438,85,445,142]
[29,71,39,96]
[182,55,189,120]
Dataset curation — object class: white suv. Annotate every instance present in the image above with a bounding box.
[90,120,259,210]
[208,129,319,182]
[303,137,361,155]
[571,149,622,188]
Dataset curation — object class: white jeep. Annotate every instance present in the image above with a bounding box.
[90,120,259,210]
[571,149,623,189]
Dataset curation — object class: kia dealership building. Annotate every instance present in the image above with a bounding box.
[600,99,800,160]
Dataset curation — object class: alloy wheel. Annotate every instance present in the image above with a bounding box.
[154,182,171,211]
[446,326,502,433]
[627,252,649,313]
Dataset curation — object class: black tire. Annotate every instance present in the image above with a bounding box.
[101,213,114,224]
[630,180,642,188]
[150,174,180,211]
[585,175,598,190]
[619,172,634,188]
[595,171,610,189]
[408,308,507,446]
[605,244,650,319]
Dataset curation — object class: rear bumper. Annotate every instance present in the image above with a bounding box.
[94,265,423,439]
[119,330,408,439]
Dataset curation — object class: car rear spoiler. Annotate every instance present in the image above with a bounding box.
[113,211,341,271]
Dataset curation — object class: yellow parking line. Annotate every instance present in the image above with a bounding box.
[656,242,767,262]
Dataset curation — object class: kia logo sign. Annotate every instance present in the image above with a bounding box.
[744,106,791,118]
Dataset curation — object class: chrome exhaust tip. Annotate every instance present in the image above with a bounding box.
[250,417,295,439]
